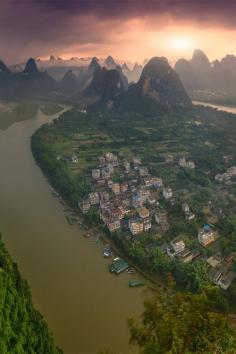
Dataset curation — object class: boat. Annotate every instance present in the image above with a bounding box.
[84,232,91,238]
[109,258,129,274]
[128,280,146,287]
[51,187,59,197]
[103,245,113,258]
[127,267,136,274]
[66,215,76,225]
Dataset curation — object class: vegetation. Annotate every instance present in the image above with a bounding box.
[31,124,91,207]
[129,284,236,354]
[31,103,236,303]
[0,234,62,354]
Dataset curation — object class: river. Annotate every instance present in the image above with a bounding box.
[0,106,146,354]
[193,100,236,114]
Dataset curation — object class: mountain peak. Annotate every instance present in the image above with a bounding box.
[122,62,130,72]
[61,70,78,93]
[0,59,10,73]
[174,58,196,91]
[191,49,210,67]
[88,57,100,71]
[134,62,142,70]
[104,56,117,70]
[127,56,191,109]
[23,58,39,74]
[141,57,170,77]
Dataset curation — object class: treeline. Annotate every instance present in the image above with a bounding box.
[0,235,62,354]
[129,284,236,354]
[31,125,91,208]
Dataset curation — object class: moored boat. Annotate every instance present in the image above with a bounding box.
[51,188,60,197]
[66,215,76,225]
[128,279,146,287]
[103,244,113,257]
[109,258,129,274]
[127,267,136,274]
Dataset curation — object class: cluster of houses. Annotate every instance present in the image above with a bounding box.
[162,225,235,288]
[215,166,236,185]
[79,152,174,235]
[77,151,236,290]
[162,224,235,289]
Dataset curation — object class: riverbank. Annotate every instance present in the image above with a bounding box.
[193,100,236,114]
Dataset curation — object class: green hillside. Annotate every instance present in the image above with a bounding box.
[0,235,62,354]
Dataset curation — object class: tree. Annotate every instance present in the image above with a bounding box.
[187,260,210,292]
[128,288,236,354]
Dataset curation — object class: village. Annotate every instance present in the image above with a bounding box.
[78,151,236,290]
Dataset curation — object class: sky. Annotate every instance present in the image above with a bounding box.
[1,0,236,64]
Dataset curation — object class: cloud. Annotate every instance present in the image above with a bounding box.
[28,0,236,26]
[0,0,236,63]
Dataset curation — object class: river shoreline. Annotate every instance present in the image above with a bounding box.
[193,100,236,114]
[48,178,160,290]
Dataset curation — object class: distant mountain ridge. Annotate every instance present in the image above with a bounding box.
[175,49,236,102]
[0,58,57,99]
[0,55,191,110]
[11,55,143,83]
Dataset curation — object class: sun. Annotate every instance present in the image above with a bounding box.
[173,38,190,49]
[172,38,191,50]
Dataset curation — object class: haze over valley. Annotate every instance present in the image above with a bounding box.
[2,1,236,354]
